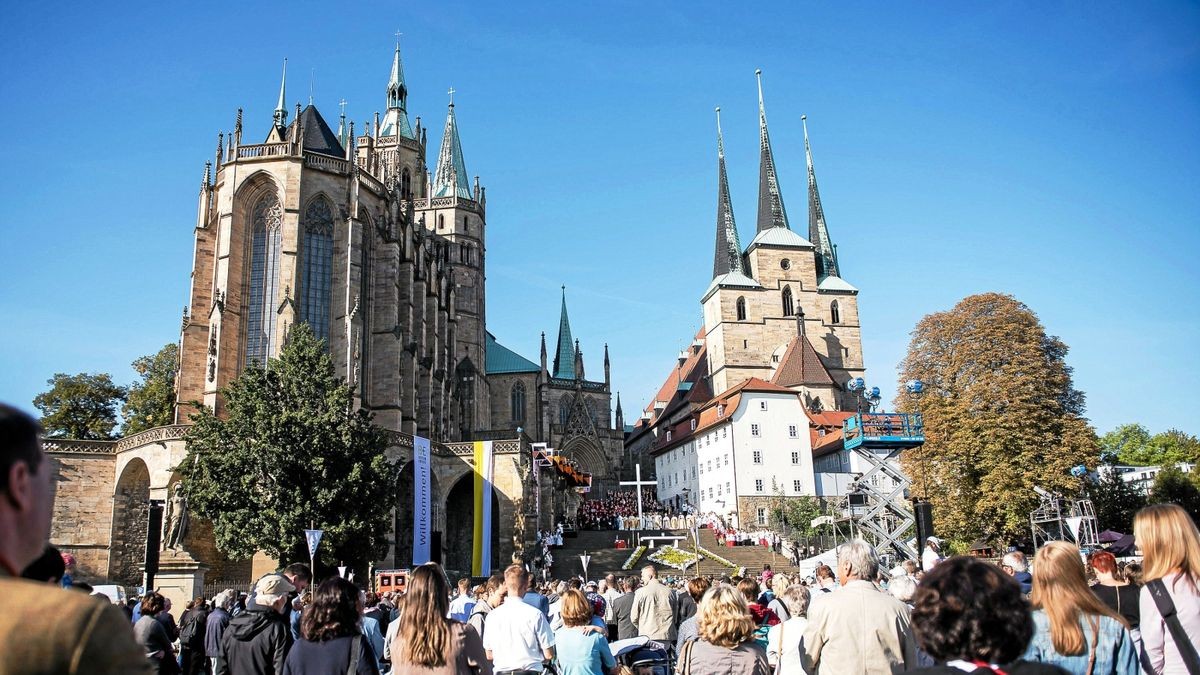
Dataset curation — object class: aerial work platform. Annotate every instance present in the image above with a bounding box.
[843,412,925,450]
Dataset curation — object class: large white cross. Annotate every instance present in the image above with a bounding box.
[619,464,657,531]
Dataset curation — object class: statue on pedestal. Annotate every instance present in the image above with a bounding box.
[163,483,190,552]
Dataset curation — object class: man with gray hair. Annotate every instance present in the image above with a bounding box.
[205,589,235,672]
[767,584,811,674]
[801,540,919,674]
[1001,550,1032,593]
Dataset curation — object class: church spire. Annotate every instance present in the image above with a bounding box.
[713,107,745,279]
[552,287,576,380]
[432,91,472,199]
[803,115,839,278]
[755,69,790,233]
[273,58,289,129]
[380,38,414,139]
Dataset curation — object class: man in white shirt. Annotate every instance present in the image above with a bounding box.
[483,564,555,674]
[921,537,943,572]
[448,577,475,622]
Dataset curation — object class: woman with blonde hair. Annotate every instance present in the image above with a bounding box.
[1023,541,1139,674]
[388,563,491,674]
[1134,503,1200,675]
[675,585,769,675]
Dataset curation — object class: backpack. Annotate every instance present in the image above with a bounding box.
[179,611,204,648]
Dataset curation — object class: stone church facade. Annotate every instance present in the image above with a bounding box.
[46,43,622,606]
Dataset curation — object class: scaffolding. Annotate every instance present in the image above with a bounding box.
[1029,487,1099,549]
[842,413,925,562]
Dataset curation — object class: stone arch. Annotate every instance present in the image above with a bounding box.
[560,437,609,484]
[110,457,151,587]
[443,473,500,577]
[393,460,442,567]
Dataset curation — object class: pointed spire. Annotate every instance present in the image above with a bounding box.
[803,115,840,278]
[337,99,347,147]
[713,107,745,278]
[433,92,472,199]
[755,69,790,232]
[574,339,585,381]
[540,331,548,375]
[381,39,414,139]
[273,59,288,128]
[604,343,611,387]
[552,286,576,380]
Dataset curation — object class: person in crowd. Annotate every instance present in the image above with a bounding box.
[554,589,619,675]
[765,574,793,622]
[449,577,476,622]
[802,540,919,674]
[360,590,385,673]
[677,577,713,650]
[363,592,389,636]
[808,564,837,609]
[1022,541,1138,675]
[888,574,918,606]
[676,585,770,675]
[467,573,507,642]
[909,556,1067,675]
[676,576,700,627]
[612,575,640,640]
[0,407,149,673]
[136,592,180,675]
[602,573,622,637]
[207,589,236,674]
[179,595,210,675]
[218,573,296,675]
[157,595,180,644]
[483,564,555,674]
[632,564,678,641]
[1133,503,1200,675]
[922,537,943,572]
[1003,551,1034,594]
[1121,563,1144,588]
[738,578,780,648]
[20,544,65,584]
[282,576,378,675]
[584,580,607,621]
[386,564,490,675]
[522,573,552,619]
[1087,551,1140,635]
[760,564,775,590]
[766,585,811,675]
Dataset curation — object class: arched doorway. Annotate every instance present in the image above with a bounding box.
[394,461,441,568]
[111,458,151,586]
[443,473,500,577]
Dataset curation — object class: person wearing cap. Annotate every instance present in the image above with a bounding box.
[216,573,295,675]
[922,537,943,572]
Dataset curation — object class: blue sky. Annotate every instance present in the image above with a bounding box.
[1,1,1197,438]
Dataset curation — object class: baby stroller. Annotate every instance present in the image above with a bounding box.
[611,637,673,675]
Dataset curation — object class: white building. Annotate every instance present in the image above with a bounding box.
[1097,462,1195,494]
[651,378,816,527]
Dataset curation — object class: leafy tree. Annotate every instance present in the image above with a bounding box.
[1084,460,1146,533]
[1150,429,1200,465]
[1099,424,1154,464]
[1100,424,1200,466]
[1148,466,1200,520]
[33,373,126,440]
[122,343,178,435]
[897,293,1097,544]
[768,481,825,539]
[177,323,396,571]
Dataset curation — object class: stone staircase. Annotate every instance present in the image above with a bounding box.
[549,528,803,580]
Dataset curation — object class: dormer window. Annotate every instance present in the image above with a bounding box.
[717,404,726,418]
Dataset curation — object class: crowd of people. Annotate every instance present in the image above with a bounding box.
[576,488,676,530]
[3,403,1200,675]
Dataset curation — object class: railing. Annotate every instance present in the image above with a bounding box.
[116,424,190,452]
[43,438,116,455]
[384,430,523,458]
[843,413,924,450]
[236,143,290,159]
[304,153,350,174]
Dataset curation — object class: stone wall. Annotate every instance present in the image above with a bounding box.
[46,443,117,582]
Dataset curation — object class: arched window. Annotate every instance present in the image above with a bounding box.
[438,214,445,230]
[300,197,334,345]
[401,169,412,200]
[559,397,571,426]
[782,286,794,317]
[831,300,841,324]
[736,297,747,321]
[246,194,282,364]
[511,382,526,424]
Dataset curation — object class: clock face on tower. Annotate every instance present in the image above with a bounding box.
[780,258,791,270]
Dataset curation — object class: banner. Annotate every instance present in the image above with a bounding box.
[413,436,432,566]
[304,529,324,559]
[1064,516,1084,542]
[472,440,495,576]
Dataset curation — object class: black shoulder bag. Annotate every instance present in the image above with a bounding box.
[1146,579,1200,675]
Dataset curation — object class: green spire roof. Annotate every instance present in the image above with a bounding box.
[803,115,839,279]
[755,69,790,233]
[433,100,471,199]
[485,332,540,374]
[552,288,575,379]
[380,42,414,140]
[714,107,745,279]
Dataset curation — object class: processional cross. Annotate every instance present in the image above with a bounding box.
[619,464,657,531]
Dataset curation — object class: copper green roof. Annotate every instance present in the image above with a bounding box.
[485,332,539,374]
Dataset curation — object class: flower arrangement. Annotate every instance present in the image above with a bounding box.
[697,546,737,570]
[621,545,648,570]
[648,545,702,571]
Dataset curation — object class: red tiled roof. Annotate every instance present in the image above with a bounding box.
[772,335,835,388]
[812,428,845,454]
[807,411,855,428]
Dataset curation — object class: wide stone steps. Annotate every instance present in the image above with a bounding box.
[548,528,801,580]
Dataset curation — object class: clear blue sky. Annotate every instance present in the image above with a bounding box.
[1,1,1197,438]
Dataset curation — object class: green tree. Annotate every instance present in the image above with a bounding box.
[1148,466,1200,520]
[897,293,1097,544]
[1100,424,1200,466]
[122,343,179,435]
[1084,461,1146,533]
[1149,429,1200,465]
[177,323,396,571]
[33,373,126,439]
[768,480,824,539]
[1099,424,1154,464]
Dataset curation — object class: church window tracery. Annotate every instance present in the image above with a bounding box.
[559,397,571,426]
[831,300,841,324]
[245,194,282,365]
[736,297,747,321]
[401,169,412,200]
[300,197,335,345]
[782,286,795,316]
[510,382,526,424]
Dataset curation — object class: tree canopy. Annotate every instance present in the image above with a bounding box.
[1148,466,1200,520]
[33,372,126,440]
[1100,423,1200,466]
[122,343,178,435]
[177,323,396,571]
[1084,456,1147,533]
[897,292,1097,545]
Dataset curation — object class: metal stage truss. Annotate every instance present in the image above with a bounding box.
[1029,487,1099,549]
[842,412,925,561]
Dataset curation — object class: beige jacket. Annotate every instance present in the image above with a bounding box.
[801,580,919,675]
[631,579,678,640]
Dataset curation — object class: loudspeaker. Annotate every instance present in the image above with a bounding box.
[145,501,164,589]
[431,531,442,563]
[914,500,934,546]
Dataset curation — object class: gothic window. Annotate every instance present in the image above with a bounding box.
[245,194,282,365]
[831,300,841,324]
[510,382,526,424]
[559,396,571,426]
[300,197,334,345]
[456,359,476,437]
[736,297,747,321]
[401,169,412,199]
[782,286,794,317]
[438,214,445,230]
